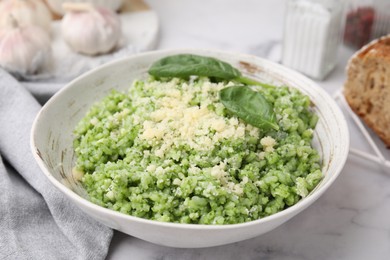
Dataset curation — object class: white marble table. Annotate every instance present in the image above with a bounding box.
[107,1,390,259]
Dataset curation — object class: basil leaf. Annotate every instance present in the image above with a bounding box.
[220,86,279,131]
[148,54,242,80]
[148,54,279,131]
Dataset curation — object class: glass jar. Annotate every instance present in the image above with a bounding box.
[282,0,345,80]
[372,0,390,39]
[344,0,390,49]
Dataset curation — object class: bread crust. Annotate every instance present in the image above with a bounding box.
[344,35,390,147]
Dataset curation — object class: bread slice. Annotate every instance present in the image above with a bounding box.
[344,35,390,147]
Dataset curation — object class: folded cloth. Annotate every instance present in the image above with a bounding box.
[0,69,113,259]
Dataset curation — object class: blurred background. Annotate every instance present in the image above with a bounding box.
[1,0,389,84]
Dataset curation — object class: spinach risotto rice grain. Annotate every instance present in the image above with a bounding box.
[73,77,322,224]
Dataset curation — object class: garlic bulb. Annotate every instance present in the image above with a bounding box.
[61,3,122,56]
[46,0,123,16]
[0,17,52,75]
[0,0,52,33]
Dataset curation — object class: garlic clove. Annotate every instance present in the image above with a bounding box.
[0,0,53,33]
[0,20,52,76]
[46,0,124,16]
[61,3,122,56]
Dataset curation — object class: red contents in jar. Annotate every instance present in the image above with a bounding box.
[344,7,375,48]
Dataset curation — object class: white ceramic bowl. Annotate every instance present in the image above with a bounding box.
[31,49,349,248]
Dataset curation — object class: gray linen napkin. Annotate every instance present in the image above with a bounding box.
[0,69,113,259]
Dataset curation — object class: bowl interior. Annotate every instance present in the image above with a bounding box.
[31,49,349,225]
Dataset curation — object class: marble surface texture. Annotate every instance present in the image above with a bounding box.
[107,0,390,259]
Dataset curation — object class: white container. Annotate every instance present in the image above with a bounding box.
[282,0,345,80]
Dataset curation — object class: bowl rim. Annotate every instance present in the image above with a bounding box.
[30,48,350,230]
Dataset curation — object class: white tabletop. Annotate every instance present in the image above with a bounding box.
[107,1,390,259]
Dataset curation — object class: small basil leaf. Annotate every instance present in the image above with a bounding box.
[220,86,279,131]
[148,54,242,80]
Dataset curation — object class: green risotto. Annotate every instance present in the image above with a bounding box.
[73,77,322,224]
